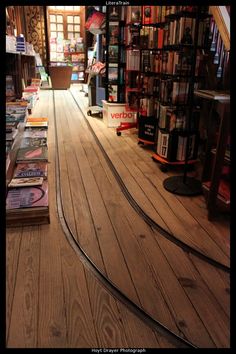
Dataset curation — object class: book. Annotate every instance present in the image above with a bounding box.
[157,129,169,158]
[173,50,192,75]
[25,121,48,128]
[172,81,189,104]
[178,17,196,45]
[142,6,156,24]
[6,181,49,209]
[8,177,44,188]
[26,117,48,122]
[23,86,40,93]
[6,113,26,123]
[108,6,120,20]
[108,64,118,82]
[127,6,141,23]
[72,64,79,71]
[108,45,119,62]
[126,24,140,46]
[13,162,48,178]
[16,146,48,163]
[126,49,140,71]
[158,105,173,129]
[109,22,119,45]
[31,78,41,87]
[176,134,196,161]
[71,73,78,81]
[108,85,118,102]
[23,129,47,138]
[194,90,230,101]
[20,137,47,148]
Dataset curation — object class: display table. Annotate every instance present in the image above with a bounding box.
[49,66,72,89]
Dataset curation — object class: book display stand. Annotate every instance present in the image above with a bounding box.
[6,111,50,227]
[105,6,126,104]
[160,6,210,196]
[140,6,210,195]
[118,7,142,136]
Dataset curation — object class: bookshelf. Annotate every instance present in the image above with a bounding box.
[6,52,36,99]
[105,6,126,103]
[130,6,210,156]
[135,6,210,195]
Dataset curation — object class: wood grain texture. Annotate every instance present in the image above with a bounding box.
[6,227,23,341]
[59,90,229,347]
[6,88,230,348]
[7,226,41,348]
[88,115,229,267]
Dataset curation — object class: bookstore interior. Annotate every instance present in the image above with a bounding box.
[6,5,230,349]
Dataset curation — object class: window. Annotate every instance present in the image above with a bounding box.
[47,7,82,41]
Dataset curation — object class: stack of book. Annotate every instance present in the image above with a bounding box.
[6,102,28,152]
[16,34,26,53]
[25,116,48,129]
[6,117,50,226]
[22,84,40,113]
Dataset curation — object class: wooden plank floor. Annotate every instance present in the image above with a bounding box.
[6,88,230,348]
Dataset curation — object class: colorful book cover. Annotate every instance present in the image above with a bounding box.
[6,181,49,209]
[71,53,79,62]
[13,162,48,178]
[109,22,119,45]
[26,117,48,122]
[31,78,41,87]
[23,129,47,138]
[108,45,119,63]
[8,177,44,188]
[20,137,47,148]
[24,86,39,93]
[108,6,120,20]
[142,6,156,24]
[129,6,141,23]
[16,146,48,163]
[108,85,118,102]
[108,64,118,82]
[71,73,79,81]
[72,64,79,71]
[56,52,64,61]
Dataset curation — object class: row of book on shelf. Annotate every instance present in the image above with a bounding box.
[126,48,203,76]
[108,8,209,49]
[125,6,207,25]
[127,79,200,111]
[6,115,50,227]
[139,16,209,49]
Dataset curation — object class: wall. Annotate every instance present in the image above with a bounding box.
[23,6,48,67]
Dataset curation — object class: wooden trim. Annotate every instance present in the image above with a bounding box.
[210,6,230,52]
